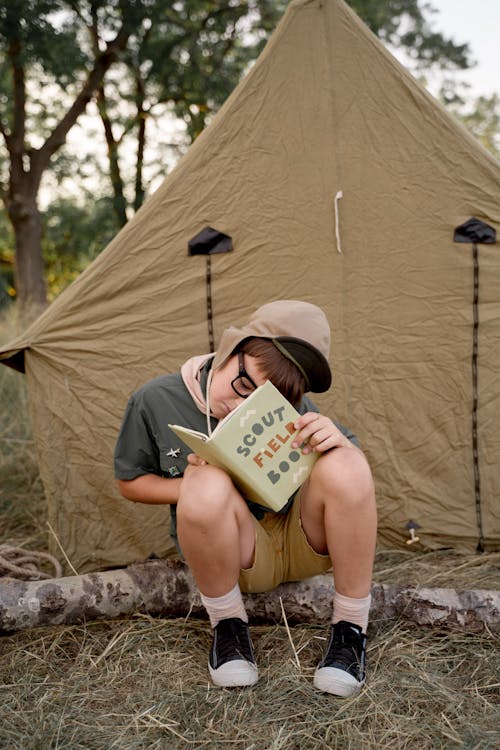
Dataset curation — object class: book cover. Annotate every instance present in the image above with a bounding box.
[169,380,318,512]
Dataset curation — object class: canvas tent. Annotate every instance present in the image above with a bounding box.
[1,0,499,573]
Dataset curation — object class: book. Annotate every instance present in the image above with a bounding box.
[169,380,318,512]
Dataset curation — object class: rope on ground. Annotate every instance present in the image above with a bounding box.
[0,544,63,580]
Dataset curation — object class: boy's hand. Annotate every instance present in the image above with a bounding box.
[292,412,351,454]
[187,453,208,467]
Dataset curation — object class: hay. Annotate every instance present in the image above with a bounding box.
[0,361,46,547]
[1,615,498,749]
[373,548,500,589]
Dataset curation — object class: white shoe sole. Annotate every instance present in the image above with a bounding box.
[313,666,364,697]
[209,659,259,688]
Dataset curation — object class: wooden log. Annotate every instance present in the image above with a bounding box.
[0,558,498,633]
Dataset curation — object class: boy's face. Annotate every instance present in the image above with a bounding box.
[209,354,267,420]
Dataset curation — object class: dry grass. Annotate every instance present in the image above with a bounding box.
[0,358,47,547]
[1,614,498,750]
[1,307,499,749]
[373,548,500,590]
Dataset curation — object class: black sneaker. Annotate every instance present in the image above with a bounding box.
[313,620,367,697]
[208,617,258,687]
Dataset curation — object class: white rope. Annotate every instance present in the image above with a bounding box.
[205,367,214,436]
[0,544,63,580]
[334,190,343,253]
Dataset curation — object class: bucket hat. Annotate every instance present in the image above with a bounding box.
[212,300,332,393]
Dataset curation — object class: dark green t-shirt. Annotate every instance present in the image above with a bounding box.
[114,364,359,545]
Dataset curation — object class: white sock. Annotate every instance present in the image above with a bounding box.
[332,591,372,634]
[200,583,248,628]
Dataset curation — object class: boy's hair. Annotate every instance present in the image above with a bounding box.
[237,337,306,405]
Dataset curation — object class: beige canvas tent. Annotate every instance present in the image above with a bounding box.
[1,0,499,573]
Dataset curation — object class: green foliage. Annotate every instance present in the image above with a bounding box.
[0,196,119,304]
[0,0,496,309]
[144,1,287,140]
[444,92,500,161]
[0,1,145,145]
[0,0,86,128]
[91,0,288,227]
[42,196,120,300]
[0,209,15,307]
[347,0,471,70]
[0,1,85,81]
[0,1,290,305]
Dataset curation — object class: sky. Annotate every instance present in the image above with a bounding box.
[414,0,500,98]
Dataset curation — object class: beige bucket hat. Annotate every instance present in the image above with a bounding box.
[212,300,332,393]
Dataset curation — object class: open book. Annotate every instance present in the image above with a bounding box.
[169,380,318,512]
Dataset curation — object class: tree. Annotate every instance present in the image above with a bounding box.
[0,207,15,308]
[0,0,140,324]
[348,0,471,72]
[43,194,120,300]
[94,0,476,227]
[0,0,288,317]
[443,92,500,161]
[0,0,483,319]
[92,0,287,227]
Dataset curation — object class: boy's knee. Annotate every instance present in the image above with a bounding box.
[311,447,374,506]
[177,465,235,523]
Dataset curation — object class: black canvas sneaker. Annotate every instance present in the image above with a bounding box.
[208,617,258,687]
[313,620,367,697]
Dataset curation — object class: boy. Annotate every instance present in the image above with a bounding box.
[114,300,377,697]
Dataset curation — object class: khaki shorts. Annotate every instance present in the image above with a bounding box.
[238,489,332,594]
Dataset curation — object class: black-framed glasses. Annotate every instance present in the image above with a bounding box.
[231,352,259,398]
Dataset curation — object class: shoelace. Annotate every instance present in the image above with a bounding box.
[214,619,254,663]
[322,624,363,670]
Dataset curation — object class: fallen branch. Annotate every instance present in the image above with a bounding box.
[0,558,498,634]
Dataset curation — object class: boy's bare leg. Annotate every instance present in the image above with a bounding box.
[176,464,256,597]
[300,446,376,697]
[176,464,259,688]
[299,446,377,598]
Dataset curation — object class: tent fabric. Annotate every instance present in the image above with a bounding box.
[1,0,499,572]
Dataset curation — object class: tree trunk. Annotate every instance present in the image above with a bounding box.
[97,84,128,228]
[8,191,47,324]
[0,558,498,634]
[2,15,132,323]
[133,72,146,212]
